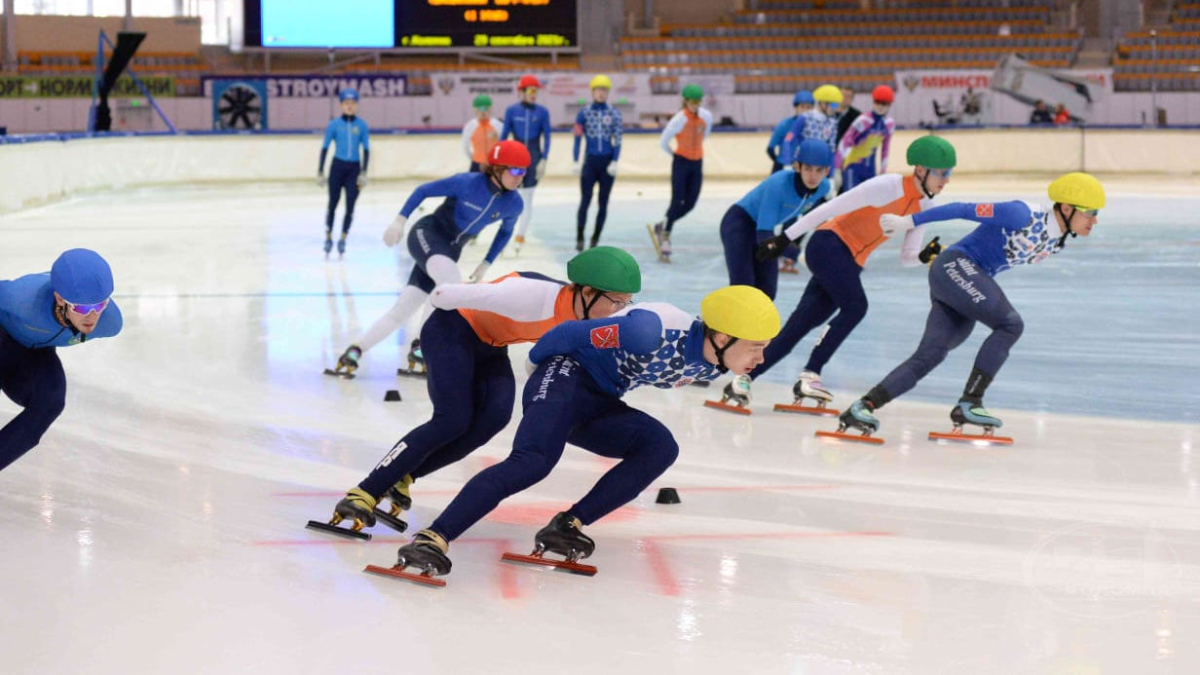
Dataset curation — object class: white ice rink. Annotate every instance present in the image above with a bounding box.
[1,176,1198,674]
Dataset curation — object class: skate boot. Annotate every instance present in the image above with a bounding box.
[776,371,838,415]
[647,221,666,258]
[501,512,598,575]
[324,345,362,379]
[780,257,799,274]
[658,233,672,263]
[704,374,752,415]
[575,234,585,252]
[372,474,412,532]
[928,400,1012,445]
[306,487,377,540]
[336,235,346,259]
[323,232,333,259]
[815,399,884,445]
[365,529,452,587]
[398,339,427,377]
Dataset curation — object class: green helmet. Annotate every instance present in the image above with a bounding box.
[906,135,956,169]
[472,94,492,110]
[567,246,641,293]
[681,84,704,101]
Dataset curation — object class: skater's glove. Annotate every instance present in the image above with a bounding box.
[606,161,618,177]
[356,174,368,189]
[317,174,327,188]
[571,161,582,176]
[524,355,537,376]
[383,214,407,247]
[755,233,792,262]
[468,261,491,284]
[918,236,943,264]
[535,159,547,180]
[880,214,915,236]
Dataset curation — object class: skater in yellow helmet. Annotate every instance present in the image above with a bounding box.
[573,74,623,251]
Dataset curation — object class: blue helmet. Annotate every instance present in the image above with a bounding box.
[793,90,814,106]
[51,249,113,304]
[794,138,833,168]
[338,88,359,102]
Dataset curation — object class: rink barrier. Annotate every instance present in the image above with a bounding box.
[3,126,1198,213]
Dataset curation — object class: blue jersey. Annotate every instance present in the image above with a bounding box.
[767,115,798,162]
[736,171,831,232]
[529,303,721,397]
[913,201,1066,276]
[573,102,623,162]
[0,273,122,348]
[502,102,551,156]
[399,172,524,264]
[780,109,837,168]
[322,115,370,164]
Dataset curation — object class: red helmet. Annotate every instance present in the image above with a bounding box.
[872,85,895,104]
[489,140,532,168]
[517,75,541,91]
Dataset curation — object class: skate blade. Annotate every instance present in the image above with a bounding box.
[305,520,372,541]
[645,223,662,256]
[363,564,446,588]
[500,552,597,576]
[658,254,672,264]
[814,430,884,446]
[372,508,409,533]
[396,368,427,378]
[703,400,751,416]
[774,402,839,417]
[322,368,356,380]
[928,430,1013,446]
[779,266,800,275]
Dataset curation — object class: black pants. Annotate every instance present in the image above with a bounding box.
[325,158,360,235]
[665,155,703,233]
[577,154,615,244]
[0,329,67,473]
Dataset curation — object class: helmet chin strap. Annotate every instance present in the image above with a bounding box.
[575,286,602,319]
[489,166,515,192]
[917,167,937,199]
[707,332,738,373]
[1054,204,1079,248]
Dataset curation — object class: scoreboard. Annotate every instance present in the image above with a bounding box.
[245,0,579,50]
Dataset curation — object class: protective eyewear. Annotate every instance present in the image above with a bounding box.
[927,168,953,179]
[1073,206,1100,217]
[507,167,528,178]
[600,293,633,310]
[65,298,109,315]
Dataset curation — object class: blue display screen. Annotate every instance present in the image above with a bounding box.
[260,0,395,48]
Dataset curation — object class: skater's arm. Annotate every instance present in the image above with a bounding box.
[879,118,895,173]
[610,109,623,162]
[318,120,335,173]
[782,174,901,240]
[540,108,551,156]
[659,111,686,156]
[430,277,562,321]
[484,199,522,263]
[767,118,789,162]
[399,175,463,217]
[572,109,585,162]
[700,108,713,142]
[899,229,926,267]
[530,309,663,363]
[501,108,514,141]
[911,201,1030,229]
[493,117,505,140]
[361,149,370,173]
[461,120,477,161]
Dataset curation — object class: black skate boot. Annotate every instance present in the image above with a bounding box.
[575,234,585,252]
[365,529,452,587]
[306,488,377,541]
[372,475,412,532]
[501,512,598,576]
[398,339,427,377]
[324,345,361,379]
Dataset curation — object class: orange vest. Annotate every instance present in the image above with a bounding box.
[459,273,577,347]
[471,119,500,164]
[674,110,707,161]
[818,174,924,267]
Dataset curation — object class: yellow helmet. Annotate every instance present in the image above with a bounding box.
[1048,172,1106,210]
[590,74,612,90]
[813,84,844,105]
[701,286,781,341]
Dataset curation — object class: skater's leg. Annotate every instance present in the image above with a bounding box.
[341,163,361,236]
[355,287,429,352]
[0,338,67,473]
[357,311,482,497]
[679,158,703,224]
[427,356,592,542]
[750,275,836,378]
[410,349,516,480]
[868,299,975,408]
[754,230,781,300]
[577,163,598,242]
[664,154,687,232]
[592,163,615,245]
[564,404,678,526]
[325,162,344,231]
[719,205,758,287]
[802,232,869,375]
[515,187,536,241]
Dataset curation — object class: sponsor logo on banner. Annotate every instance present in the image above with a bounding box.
[202,75,407,98]
[0,75,174,98]
[590,325,621,350]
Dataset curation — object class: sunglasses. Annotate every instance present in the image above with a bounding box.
[506,167,527,178]
[927,168,953,179]
[1073,206,1100,217]
[65,298,109,315]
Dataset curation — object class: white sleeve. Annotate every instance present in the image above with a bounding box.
[461,119,477,160]
[429,277,563,322]
[700,108,714,141]
[659,111,687,156]
[899,228,925,267]
[783,174,904,240]
[492,117,504,139]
